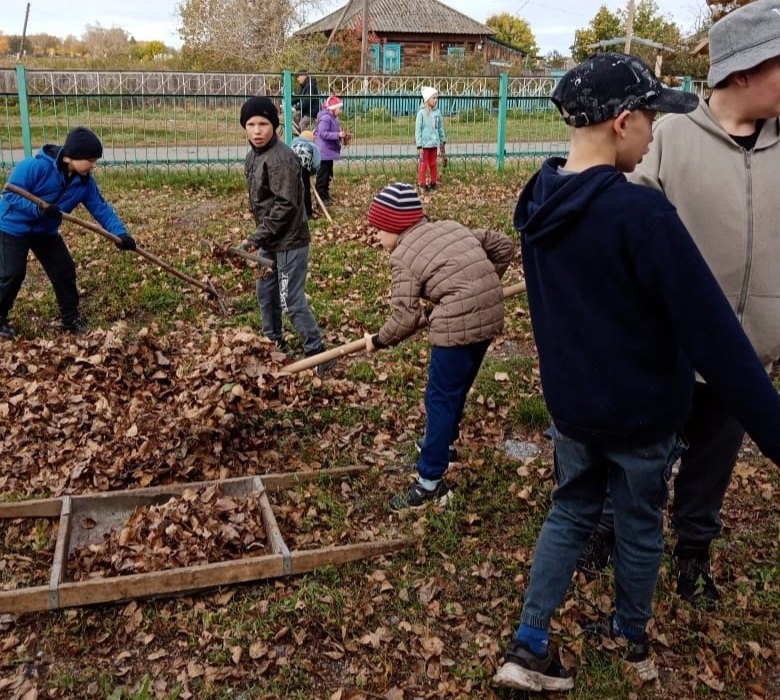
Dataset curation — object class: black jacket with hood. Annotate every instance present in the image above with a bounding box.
[514,157,780,464]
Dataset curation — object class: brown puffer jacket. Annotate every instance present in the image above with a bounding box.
[376,220,515,347]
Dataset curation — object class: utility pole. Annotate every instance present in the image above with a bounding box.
[17,2,31,62]
[624,0,635,54]
[361,0,370,73]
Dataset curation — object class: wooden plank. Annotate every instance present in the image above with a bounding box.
[0,467,369,521]
[48,496,72,610]
[255,466,368,492]
[287,538,413,572]
[0,498,62,519]
[257,490,289,559]
[0,538,412,614]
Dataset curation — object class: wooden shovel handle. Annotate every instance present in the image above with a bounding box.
[281,281,527,375]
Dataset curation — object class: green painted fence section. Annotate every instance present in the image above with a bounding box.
[0,67,702,178]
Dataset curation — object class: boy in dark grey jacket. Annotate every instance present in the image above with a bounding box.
[238,97,332,373]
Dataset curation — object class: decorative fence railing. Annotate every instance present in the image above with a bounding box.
[0,67,703,177]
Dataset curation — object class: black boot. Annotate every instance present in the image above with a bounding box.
[674,542,719,607]
[305,346,336,377]
[576,527,614,580]
[0,318,16,340]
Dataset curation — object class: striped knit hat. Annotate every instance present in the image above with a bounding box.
[367,183,424,234]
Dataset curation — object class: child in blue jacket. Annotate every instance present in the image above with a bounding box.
[415,86,446,192]
[290,130,321,219]
[0,127,135,338]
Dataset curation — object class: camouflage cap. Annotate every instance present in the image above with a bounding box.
[551,52,699,127]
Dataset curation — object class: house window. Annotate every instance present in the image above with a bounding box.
[383,43,402,73]
[447,46,465,63]
[370,42,401,74]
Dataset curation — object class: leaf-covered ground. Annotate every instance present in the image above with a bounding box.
[0,168,778,700]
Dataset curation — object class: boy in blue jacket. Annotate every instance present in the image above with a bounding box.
[0,127,135,338]
[492,53,780,693]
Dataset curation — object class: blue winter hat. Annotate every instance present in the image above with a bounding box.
[62,127,103,160]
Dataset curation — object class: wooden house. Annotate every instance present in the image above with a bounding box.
[297,0,527,73]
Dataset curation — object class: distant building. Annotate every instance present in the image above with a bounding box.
[297,0,527,73]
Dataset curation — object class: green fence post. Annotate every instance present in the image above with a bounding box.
[15,64,33,157]
[282,70,293,145]
[496,72,508,172]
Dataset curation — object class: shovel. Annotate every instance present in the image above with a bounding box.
[281,281,527,375]
[4,183,228,313]
[312,188,333,222]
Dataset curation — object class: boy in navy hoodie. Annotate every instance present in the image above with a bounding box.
[492,53,780,693]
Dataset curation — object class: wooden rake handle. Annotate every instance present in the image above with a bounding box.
[281,281,527,375]
[3,182,225,305]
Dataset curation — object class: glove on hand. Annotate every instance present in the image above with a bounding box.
[116,234,137,251]
[238,238,256,253]
[41,204,62,222]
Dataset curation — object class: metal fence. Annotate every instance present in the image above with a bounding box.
[0,67,706,177]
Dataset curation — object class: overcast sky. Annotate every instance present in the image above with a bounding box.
[1,0,709,56]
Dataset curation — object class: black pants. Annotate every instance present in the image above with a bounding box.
[0,231,79,323]
[302,169,313,218]
[596,382,745,548]
[670,382,744,546]
[315,160,334,202]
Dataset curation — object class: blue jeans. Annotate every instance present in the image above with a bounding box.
[597,382,743,547]
[417,340,491,481]
[519,426,684,637]
[256,245,323,356]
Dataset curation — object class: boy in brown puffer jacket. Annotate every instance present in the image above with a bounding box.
[364,182,515,510]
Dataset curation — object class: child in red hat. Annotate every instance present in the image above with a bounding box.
[313,96,345,206]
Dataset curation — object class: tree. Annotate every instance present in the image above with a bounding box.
[82,24,131,58]
[28,33,62,57]
[132,40,168,61]
[572,5,622,61]
[486,12,539,56]
[544,50,567,70]
[572,1,688,68]
[177,0,313,70]
[61,34,86,58]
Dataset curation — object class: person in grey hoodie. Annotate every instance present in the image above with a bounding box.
[578,0,780,608]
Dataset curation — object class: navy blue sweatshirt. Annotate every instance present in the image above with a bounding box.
[514,157,780,464]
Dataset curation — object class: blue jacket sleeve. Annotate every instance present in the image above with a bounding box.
[82,180,128,236]
[6,158,51,219]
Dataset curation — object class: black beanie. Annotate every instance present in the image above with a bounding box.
[239,97,280,130]
[62,127,103,160]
